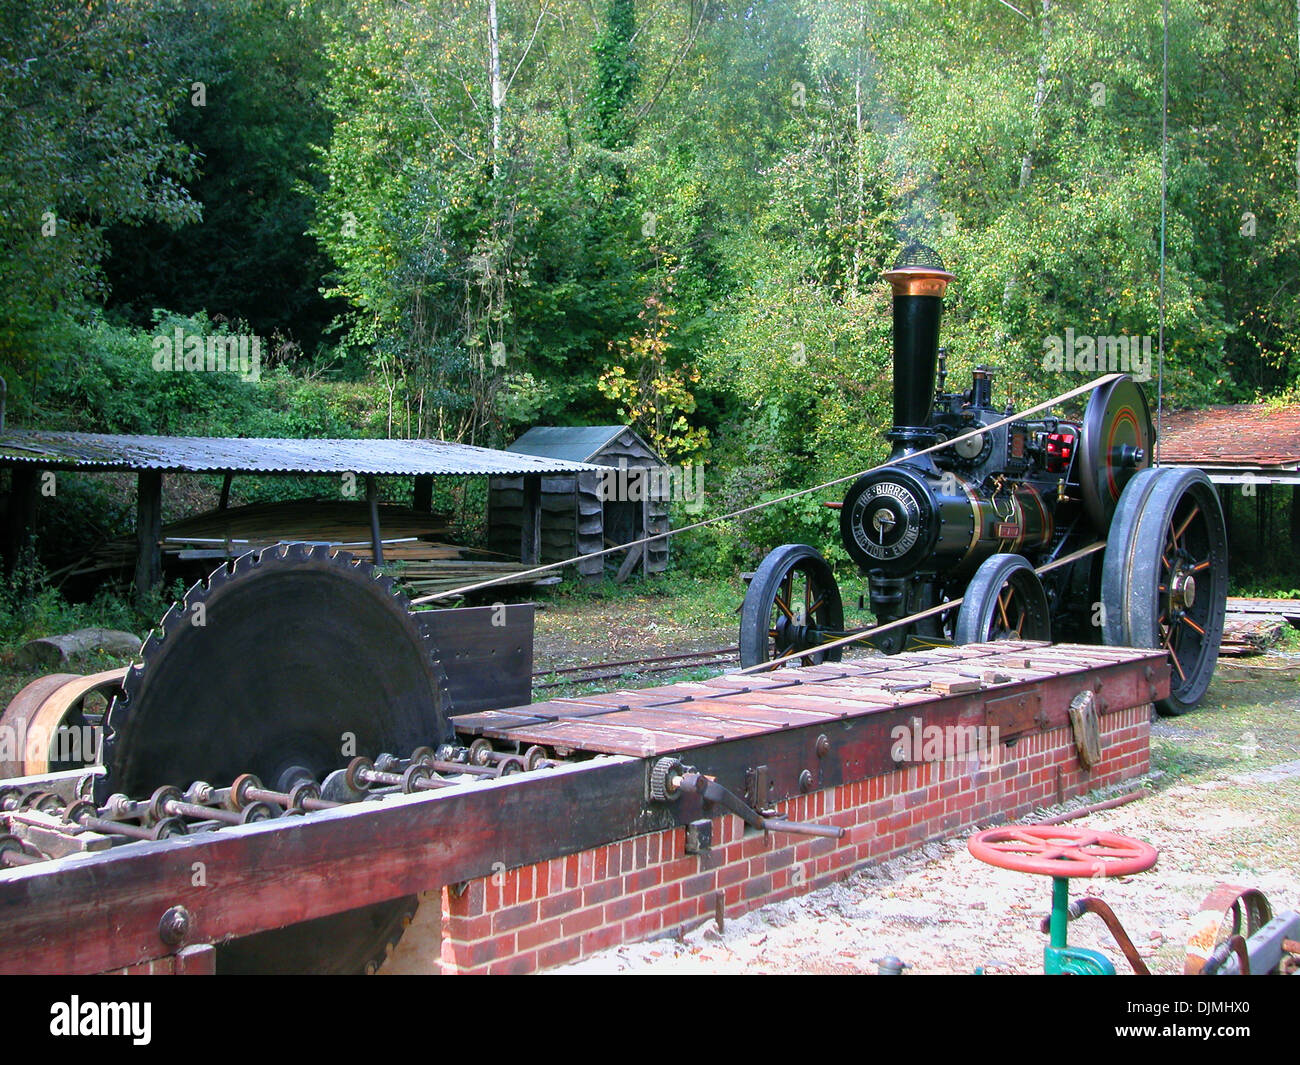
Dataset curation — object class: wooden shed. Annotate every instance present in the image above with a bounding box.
[488,426,670,580]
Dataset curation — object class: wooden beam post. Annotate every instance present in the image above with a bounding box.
[218,472,233,511]
[521,474,541,564]
[134,470,163,605]
[366,475,384,565]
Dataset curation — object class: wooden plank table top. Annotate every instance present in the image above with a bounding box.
[451,642,1166,756]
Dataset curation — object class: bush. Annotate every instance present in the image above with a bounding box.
[0,550,142,650]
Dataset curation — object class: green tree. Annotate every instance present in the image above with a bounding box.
[590,0,639,149]
[0,0,200,414]
[102,0,337,362]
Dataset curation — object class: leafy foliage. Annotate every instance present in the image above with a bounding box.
[4,0,1300,589]
[0,0,201,413]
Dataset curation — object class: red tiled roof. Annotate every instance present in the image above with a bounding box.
[1157,404,1300,468]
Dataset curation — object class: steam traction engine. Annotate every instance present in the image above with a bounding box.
[740,246,1229,715]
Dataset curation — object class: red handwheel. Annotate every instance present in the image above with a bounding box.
[968,825,1158,879]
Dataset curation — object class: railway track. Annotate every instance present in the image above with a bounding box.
[531,646,739,690]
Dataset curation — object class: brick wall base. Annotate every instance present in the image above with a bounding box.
[438,705,1151,974]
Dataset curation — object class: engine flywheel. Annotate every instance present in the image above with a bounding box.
[97,543,450,974]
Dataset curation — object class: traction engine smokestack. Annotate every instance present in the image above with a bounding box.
[883,245,954,461]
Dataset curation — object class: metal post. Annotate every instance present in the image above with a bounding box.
[1049,876,1069,949]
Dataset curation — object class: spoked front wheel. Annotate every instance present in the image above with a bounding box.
[739,544,844,668]
[954,554,1052,644]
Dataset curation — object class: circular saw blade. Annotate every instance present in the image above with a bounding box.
[96,543,450,805]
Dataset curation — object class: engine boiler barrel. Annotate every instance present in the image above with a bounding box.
[840,467,1053,578]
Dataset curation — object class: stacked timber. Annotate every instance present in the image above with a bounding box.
[68,500,556,596]
[398,560,559,600]
[1219,614,1288,656]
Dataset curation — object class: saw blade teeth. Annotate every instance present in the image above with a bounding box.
[157,601,188,638]
[96,543,457,813]
[140,629,168,660]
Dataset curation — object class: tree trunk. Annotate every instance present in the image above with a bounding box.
[852,1,866,297]
[489,0,502,177]
[1004,0,1052,307]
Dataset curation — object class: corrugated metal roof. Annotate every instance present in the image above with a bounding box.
[1158,404,1300,469]
[508,425,662,465]
[0,430,603,476]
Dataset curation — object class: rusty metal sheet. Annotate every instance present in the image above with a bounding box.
[1018,644,1142,666]
[453,695,698,736]
[456,642,1168,753]
[782,664,858,679]
[551,691,693,710]
[984,690,1044,734]
[692,674,802,689]
[804,676,936,698]
[557,707,772,741]
[651,700,835,729]
[448,698,612,733]
[471,719,713,756]
[447,708,551,735]
[708,690,896,717]
[663,677,804,699]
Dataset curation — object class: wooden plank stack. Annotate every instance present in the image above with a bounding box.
[70,500,557,597]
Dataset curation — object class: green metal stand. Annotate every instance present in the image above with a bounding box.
[1042,876,1115,976]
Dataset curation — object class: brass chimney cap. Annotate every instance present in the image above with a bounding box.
[883,242,955,297]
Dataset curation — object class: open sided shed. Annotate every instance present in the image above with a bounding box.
[0,430,600,600]
[488,426,670,580]
[1158,403,1300,553]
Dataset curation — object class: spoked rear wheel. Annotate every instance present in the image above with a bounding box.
[1102,468,1228,715]
[739,544,844,668]
[954,554,1052,644]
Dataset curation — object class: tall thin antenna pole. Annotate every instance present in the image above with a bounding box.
[1157,0,1168,465]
